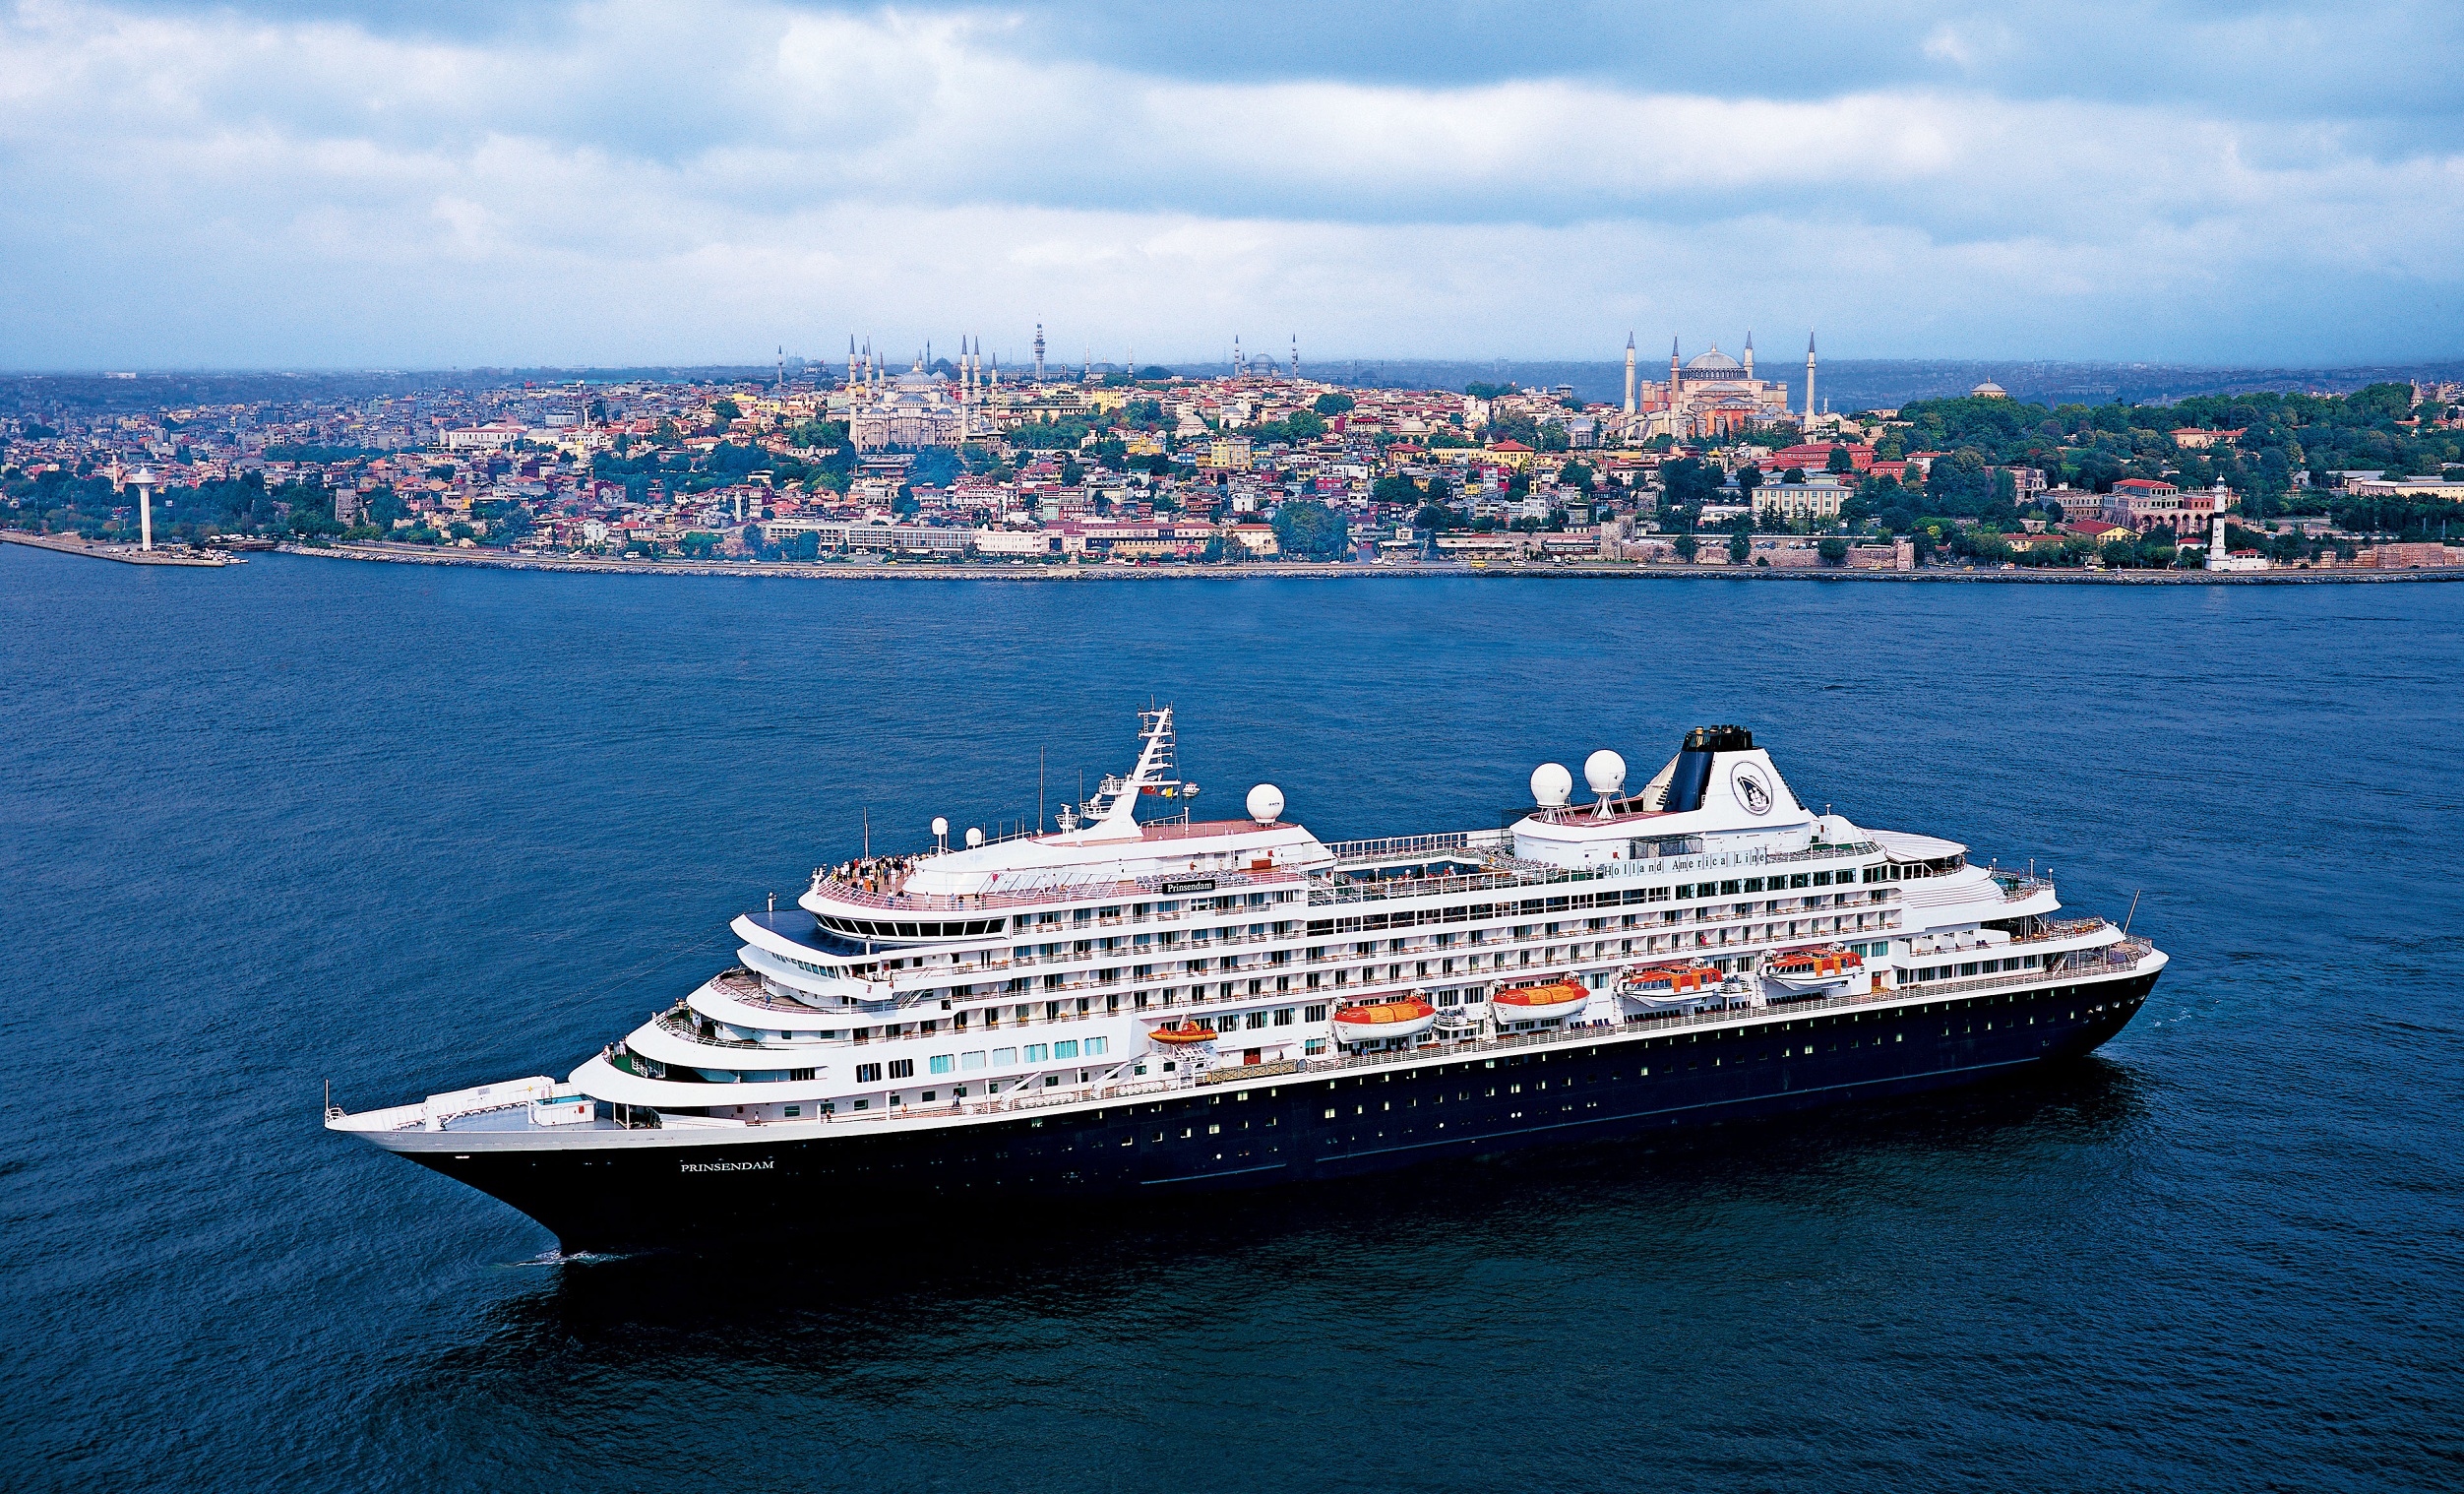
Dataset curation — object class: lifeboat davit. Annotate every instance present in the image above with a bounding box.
[1490,979,1590,1024]
[1147,1022,1217,1046]
[1765,945,1863,995]
[1330,995,1438,1045]
[1622,963,1726,1009]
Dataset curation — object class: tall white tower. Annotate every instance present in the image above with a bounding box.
[1033,323,1046,383]
[1290,334,1299,379]
[1623,333,1637,415]
[131,467,156,551]
[1805,332,1817,426]
[1743,330,1755,381]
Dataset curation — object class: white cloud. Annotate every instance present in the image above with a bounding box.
[0,0,2458,366]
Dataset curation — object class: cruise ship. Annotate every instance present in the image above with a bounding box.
[330,710,2163,1248]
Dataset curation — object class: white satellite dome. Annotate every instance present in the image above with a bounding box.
[1584,750,1628,796]
[1530,763,1573,807]
[931,817,950,839]
[964,827,985,848]
[1246,783,1285,824]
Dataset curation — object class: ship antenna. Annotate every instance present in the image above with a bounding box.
[2124,890,2142,935]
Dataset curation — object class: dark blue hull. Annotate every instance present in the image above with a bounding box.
[418,969,2157,1250]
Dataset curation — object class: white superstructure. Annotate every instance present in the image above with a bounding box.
[333,711,2154,1142]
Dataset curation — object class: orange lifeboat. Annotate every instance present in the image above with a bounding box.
[1490,979,1590,1024]
[1765,945,1863,995]
[1330,995,1438,1045]
[1622,963,1726,1009]
[1147,1022,1218,1046]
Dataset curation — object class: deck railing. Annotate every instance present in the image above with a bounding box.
[736,940,2159,1129]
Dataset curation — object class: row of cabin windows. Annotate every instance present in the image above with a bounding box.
[851,1036,1113,1084]
[1907,955,2039,981]
[1303,868,1878,936]
[794,871,1901,984]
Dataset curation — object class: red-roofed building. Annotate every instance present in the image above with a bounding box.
[1759,442,1874,474]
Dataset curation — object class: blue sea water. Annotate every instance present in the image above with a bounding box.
[2,548,2460,1492]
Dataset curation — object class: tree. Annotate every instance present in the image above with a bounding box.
[1660,457,1723,510]
[1818,535,1849,566]
[1489,411,1540,447]
[1728,518,1752,563]
[1735,466,1762,502]
[1371,473,1421,507]
[1675,532,1698,562]
[711,398,742,423]
[1926,449,1993,512]
[1781,467,1808,484]
[1313,393,1356,417]
[1825,445,1856,473]
[1271,499,1350,558]
[1557,459,1595,491]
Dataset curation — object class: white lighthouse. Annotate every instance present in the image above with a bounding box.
[131,466,157,551]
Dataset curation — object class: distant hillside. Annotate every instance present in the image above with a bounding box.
[1202,358,2464,409]
[10,356,2461,418]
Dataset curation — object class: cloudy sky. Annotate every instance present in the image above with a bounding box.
[3,0,2459,369]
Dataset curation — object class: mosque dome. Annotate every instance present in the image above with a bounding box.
[1971,380,2009,399]
[1685,345,1744,373]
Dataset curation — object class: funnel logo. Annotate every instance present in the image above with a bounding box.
[1731,764,1774,816]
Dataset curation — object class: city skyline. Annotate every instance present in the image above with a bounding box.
[3,0,2461,370]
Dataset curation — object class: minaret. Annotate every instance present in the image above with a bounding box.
[1623,333,1636,414]
[847,335,859,388]
[1743,331,1755,381]
[776,344,785,390]
[1805,332,1817,426]
[990,350,1001,392]
[1033,322,1046,383]
[1290,334,1299,379]
[1233,334,1242,378]
[1669,336,1681,415]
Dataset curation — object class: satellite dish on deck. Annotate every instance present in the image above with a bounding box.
[1584,750,1628,796]
[1531,763,1573,807]
[931,817,950,838]
[965,826,985,848]
[1247,783,1285,824]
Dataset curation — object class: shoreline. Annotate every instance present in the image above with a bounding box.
[244,539,2464,585]
[1,529,229,567]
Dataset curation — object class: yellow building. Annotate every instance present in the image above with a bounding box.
[1201,437,1255,471]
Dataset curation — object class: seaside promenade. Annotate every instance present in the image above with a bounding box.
[257,539,2464,586]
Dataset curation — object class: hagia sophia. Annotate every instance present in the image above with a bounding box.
[1616,332,1817,441]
